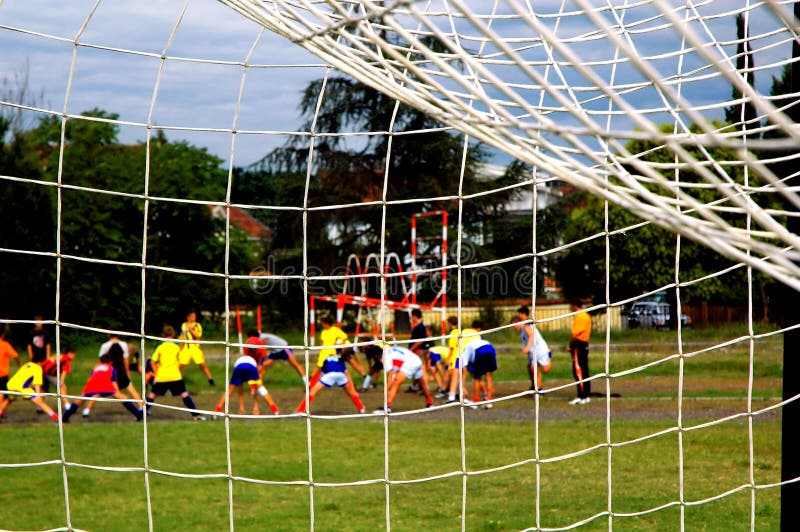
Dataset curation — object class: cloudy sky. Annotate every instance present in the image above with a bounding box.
[0,0,792,167]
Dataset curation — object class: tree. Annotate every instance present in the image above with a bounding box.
[724,14,758,133]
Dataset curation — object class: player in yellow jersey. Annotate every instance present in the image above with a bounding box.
[308,316,365,387]
[0,361,58,422]
[444,317,481,406]
[146,325,205,420]
[178,310,215,386]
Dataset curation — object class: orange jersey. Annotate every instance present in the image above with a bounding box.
[0,338,20,377]
[571,311,591,342]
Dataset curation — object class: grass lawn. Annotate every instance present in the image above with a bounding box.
[0,417,781,531]
[0,326,785,530]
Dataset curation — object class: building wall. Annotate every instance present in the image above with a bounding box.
[421,304,621,332]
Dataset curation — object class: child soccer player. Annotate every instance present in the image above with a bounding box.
[147,325,205,421]
[512,306,552,392]
[0,361,59,422]
[373,344,433,413]
[462,338,498,409]
[0,329,21,403]
[295,346,365,414]
[28,316,51,364]
[259,331,306,383]
[444,318,481,405]
[41,346,75,410]
[214,353,279,416]
[309,316,364,386]
[427,345,448,397]
[179,310,215,386]
[62,350,143,422]
[359,342,384,392]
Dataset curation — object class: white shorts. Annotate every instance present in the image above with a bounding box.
[320,372,349,388]
[399,360,424,381]
[529,350,552,368]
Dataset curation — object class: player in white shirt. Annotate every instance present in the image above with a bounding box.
[461,338,498,409]
[259,332,306,383]
[373,344,433,413]
[512,308,552,392]
[84,334,132,418]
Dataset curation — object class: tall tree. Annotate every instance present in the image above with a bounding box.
[724,14,758,133]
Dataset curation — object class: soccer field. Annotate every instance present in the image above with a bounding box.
[0,331,784,531]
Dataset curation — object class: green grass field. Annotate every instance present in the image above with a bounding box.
[0,326,785,530]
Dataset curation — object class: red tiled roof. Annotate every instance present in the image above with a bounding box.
[209,206,272,240]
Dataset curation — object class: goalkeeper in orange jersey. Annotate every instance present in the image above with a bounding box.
[178,310,215,386]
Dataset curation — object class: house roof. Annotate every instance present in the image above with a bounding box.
[209,205,272,240]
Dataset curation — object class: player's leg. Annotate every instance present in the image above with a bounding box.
[179,389,203,420]
[62,397,86,421]
[251,381,279,415]
[347,353,366,377]
[125,382,142,402]
[215,384,238,412]
[237,386,246,414]
[415,369,434,408]
[381,371,406,411]
[286,352,306,381]
[30,395,58,421]
[296,381,326,413]
[342,374,365,413]
[113,391,143,420]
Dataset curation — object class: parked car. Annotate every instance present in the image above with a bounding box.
[627,301,691,329]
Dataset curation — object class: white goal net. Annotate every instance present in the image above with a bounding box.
[0,0,796,530]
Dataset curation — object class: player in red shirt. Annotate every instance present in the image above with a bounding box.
[62,352,143,422]
[41,346,75,411]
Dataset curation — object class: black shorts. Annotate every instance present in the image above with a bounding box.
[117,371,131,389]
[470,345,498,379]
[0,376,8,391]
[151,380,187,397]
[268,348,292,361]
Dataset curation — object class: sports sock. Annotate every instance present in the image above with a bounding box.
[350,394,365,411]
[296,395,315,413]
[82,407,91,417]
[50,412,58,422]
[123,401,142,418]
[426,398,433,406]
[182,395,198,411]
[269,403,279,414]
[257,386,268,398]
[362,375,372,390]
[64,402,72,410]
[63,403,78,420]
[447,393,456,401]
[301,375,308,385]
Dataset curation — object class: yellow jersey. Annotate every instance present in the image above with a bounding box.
[317,326,348,368]
[152,341,182,383]
[8,362,43,392]
[179,321,203,348]
[447,328,481,364]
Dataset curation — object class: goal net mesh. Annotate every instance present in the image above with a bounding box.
[0,0,795,530]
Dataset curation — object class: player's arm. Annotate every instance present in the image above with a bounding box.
[11,346,20,367]
[523,324,535,354]
[46,342,51,359]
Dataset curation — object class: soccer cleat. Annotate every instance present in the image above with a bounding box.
[463,400,478,410]
[193,415,207,421]
[373,406,392,414]
[580,397,591,405]
[434,391,447,399]
[568,397,583,405]
[483,403,493,410]
[426,403,434,408]
[208,378,215,386]
[358,408,366,414]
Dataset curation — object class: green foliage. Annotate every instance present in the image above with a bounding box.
[1,107,261,333]
[554,122,777,306]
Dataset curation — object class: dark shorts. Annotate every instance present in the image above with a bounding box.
[83,391,115,398]
[470,345,497,379]
[230,363,260,386]
[268,348,293,361]
[117,372,131,389]
[0,376,8,391]
[151,380,187,397]
[429,352,442,365]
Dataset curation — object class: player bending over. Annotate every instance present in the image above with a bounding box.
[214,354,279,415]
[63,352,143,422]
[41,346,75,411]
[179,310,215,386]
[0,361,58,422]
[512,306,552,392]
[0,329,21,404]
[309,317,364,387]
[259,331,306,384]
[427,345,448,397]
[146,325,205,421]
[444,318,481,406]
[359,342,383,392]
[373,344,433,413]
[296,349,365,414]
[462,338,498,409]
